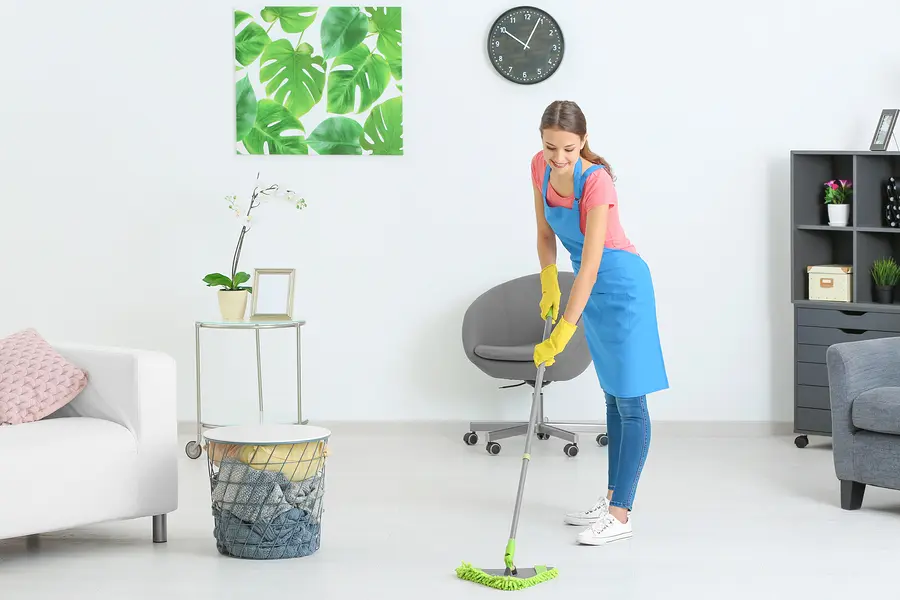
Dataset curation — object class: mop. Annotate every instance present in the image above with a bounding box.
[456,315,560,590]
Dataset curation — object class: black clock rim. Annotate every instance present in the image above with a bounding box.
[486,5,565,85]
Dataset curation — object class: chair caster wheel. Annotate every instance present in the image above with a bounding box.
[486,442,501,455]
[185,441,202,459]
[563,443,579,457]
[463,432,478,446]
[536,433,550,440]
[794,435,809,449]
[597,434,609,447]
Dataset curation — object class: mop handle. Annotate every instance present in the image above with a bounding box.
[504,315,554,572]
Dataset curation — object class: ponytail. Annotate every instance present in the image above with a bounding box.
[580,140,615,182]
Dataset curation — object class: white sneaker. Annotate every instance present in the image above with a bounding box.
[563,496,611,526]
[576,513,633,545]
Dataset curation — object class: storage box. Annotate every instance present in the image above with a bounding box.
[807,264,852,302]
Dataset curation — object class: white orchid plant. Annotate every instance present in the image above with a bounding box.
[203,173,307,293]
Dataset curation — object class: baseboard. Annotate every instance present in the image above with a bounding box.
[178,419,794,438]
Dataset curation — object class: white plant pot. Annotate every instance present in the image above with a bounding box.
[828,203,850,226]
[217,290,249,321]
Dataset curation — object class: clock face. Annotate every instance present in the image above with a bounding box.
[487,6,564,85]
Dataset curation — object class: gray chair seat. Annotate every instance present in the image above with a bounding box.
[852,387,900,435]
[474,344,534,362]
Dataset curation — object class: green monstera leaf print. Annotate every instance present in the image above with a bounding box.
[243,100,308,155]
[235,19,271,67]
[320,6,369,59]
[260,6,318,34]
[236,75,258,142]
[235,10,252,27]
[259,40,326,118]
[360,97,403,155]
[326,43,390,115]
[307,116,363,155]
[366,7,401,80]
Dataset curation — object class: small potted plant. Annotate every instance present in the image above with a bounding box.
[204,174,307,321]
[824,179,852,226]
[871,256,900,304]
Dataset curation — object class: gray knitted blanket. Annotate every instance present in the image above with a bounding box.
[211,458,325,525]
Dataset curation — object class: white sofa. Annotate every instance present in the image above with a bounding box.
[0,343,178,542]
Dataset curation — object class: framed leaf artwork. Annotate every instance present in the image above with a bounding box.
[234,6,403,156]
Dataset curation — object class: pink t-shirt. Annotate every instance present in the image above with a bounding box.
[531,151,636,254]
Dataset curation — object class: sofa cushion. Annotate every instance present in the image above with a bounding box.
[0,328,88,425]
[0,416,137,539]
[852,387,900,435]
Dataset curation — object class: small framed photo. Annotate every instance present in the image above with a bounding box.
[249,268,296,321]
[869,109,899,151]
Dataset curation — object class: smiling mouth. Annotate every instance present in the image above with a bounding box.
[551,160,568,169]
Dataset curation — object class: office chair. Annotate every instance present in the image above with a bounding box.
[461,271,608,457]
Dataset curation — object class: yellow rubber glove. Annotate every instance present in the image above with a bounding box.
[534,317,578,367]
[539,264,562,323]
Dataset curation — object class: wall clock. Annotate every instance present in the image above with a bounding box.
[487,6,564,85]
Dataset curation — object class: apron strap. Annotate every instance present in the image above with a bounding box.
[542,165,551,202]
[575,163,604,201]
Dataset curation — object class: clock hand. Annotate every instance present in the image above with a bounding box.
[500,27,528,48]
[523,17,542,50]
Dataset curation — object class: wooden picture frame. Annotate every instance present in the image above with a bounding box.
[869,109,899,151]
[249,268,296,322]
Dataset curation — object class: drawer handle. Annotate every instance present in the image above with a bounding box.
[840,328,866,335]
[839,310,866,316]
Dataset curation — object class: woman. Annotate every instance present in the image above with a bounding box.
[531,100,668,546]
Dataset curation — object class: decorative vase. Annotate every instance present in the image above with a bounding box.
[885,178,900,227]
[217,290,249,321]
[827,203,850,226]
[875,285,894,304]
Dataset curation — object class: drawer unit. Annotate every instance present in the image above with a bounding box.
[797,344,827,363]
[793,306,900,445]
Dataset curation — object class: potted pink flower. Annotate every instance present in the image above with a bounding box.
[824,179,852,226]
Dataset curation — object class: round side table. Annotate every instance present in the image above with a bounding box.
[186,320,307,459]
[203,424,331,559]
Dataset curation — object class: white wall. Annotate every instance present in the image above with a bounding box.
[3,0,899,426]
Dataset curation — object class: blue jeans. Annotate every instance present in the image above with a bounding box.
[605,392,651,510]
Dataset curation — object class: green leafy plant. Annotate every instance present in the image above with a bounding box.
[203,271,252,292]
[234,6,403,156]
[203,174,308,293]
[824,179,852,204]
[871,256,900,286]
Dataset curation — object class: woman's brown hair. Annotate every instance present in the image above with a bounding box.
[539,100,615,181]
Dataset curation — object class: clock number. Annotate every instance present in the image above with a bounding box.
[548,57,553,63]
[508,66,512,73]
[552,44,557,51]
[522,71,527,78]
[525,13,531,19]
[509,16,516,23]
[495,40,500,47]
[549,29,555,36]
[498,55,503,62]
[538,68,542,75]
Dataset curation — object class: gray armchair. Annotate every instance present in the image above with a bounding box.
[461,271,606,457]
[826,336,900,509]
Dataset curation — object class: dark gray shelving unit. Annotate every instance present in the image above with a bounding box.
[791,150,900,448]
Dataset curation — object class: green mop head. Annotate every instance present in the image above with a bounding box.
[456,563,559,591]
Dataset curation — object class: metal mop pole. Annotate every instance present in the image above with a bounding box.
[504,316,553,575]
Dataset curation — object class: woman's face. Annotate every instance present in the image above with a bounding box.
[542,128,584,175]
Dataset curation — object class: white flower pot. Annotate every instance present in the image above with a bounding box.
[828,204,850,227]
[217,290,249,321]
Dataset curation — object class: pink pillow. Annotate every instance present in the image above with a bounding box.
[0,329,88,425]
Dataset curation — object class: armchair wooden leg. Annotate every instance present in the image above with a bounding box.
[840,480,865,510]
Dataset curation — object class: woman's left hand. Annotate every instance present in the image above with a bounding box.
[534,317,578,367]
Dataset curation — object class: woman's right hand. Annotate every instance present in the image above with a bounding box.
[539,264,561,323]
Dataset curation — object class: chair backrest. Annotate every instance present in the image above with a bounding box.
[461,271,592,383]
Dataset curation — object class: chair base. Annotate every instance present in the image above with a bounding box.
[465,392,608,454]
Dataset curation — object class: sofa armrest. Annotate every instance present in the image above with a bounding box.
[52,343,178,517]
[826,336,900,480]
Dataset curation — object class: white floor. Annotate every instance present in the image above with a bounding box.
[2,424,898,599]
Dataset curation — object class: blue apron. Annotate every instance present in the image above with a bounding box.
[542,161,668,398]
